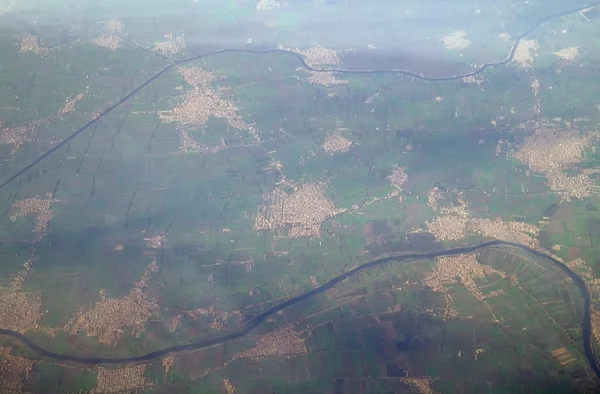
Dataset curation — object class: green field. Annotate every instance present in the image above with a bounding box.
[1,0,600,392]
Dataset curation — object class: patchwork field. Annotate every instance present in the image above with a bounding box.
[1,0,600,392]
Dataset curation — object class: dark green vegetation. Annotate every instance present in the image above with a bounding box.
[8,243,597,393]
[2,0,600,392]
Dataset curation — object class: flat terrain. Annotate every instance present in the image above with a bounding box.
[2,0,600,392]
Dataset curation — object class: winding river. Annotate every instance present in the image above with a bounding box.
[0,2,599,189]
[0,0,598,384]
[1,239,598,381]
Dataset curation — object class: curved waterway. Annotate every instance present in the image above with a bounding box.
[0,2,598,189]
[1,239,599,381]
[0,0,598,382]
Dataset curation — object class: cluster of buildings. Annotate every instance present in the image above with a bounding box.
[234,325,307,359]
[425,187,539,247]
[68,261,158,345]
[180,66,217,88]
[400,378,435,394]
[153,34,185,56]
[469,218,539,248]
[0,289,41,333]
[0,250,41,336]
[426,191,469,241]
[424,254,504,302]
[295,45,342,68]
[94,35,121,51]
[426,214,468,241]
[58,93,85,117]
[0,356,34,392]
[515,127,596,199]
[94,19,124,51]
[255,183,344,238]
[0,123,36,155]
[388,167,408,190]
[160,66,259,146]
[294,46,346,87]
[305,71,348,87]
[10,195,56,234]
[322,132,352,153]
[19,34,48,55]
[95,365,150,393]
[68,290,154,345]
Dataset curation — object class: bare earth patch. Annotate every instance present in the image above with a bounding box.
[0,355,34,392]
[322,132,352,153]
[67,261,159,345]
[94,365,151,393]
[591,310,600,346]
[254,182,345,238]
[234,325,307,359]
[442,30,471,51]
[162,356,174,375]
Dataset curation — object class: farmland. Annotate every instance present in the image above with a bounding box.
[2,0,600,392]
